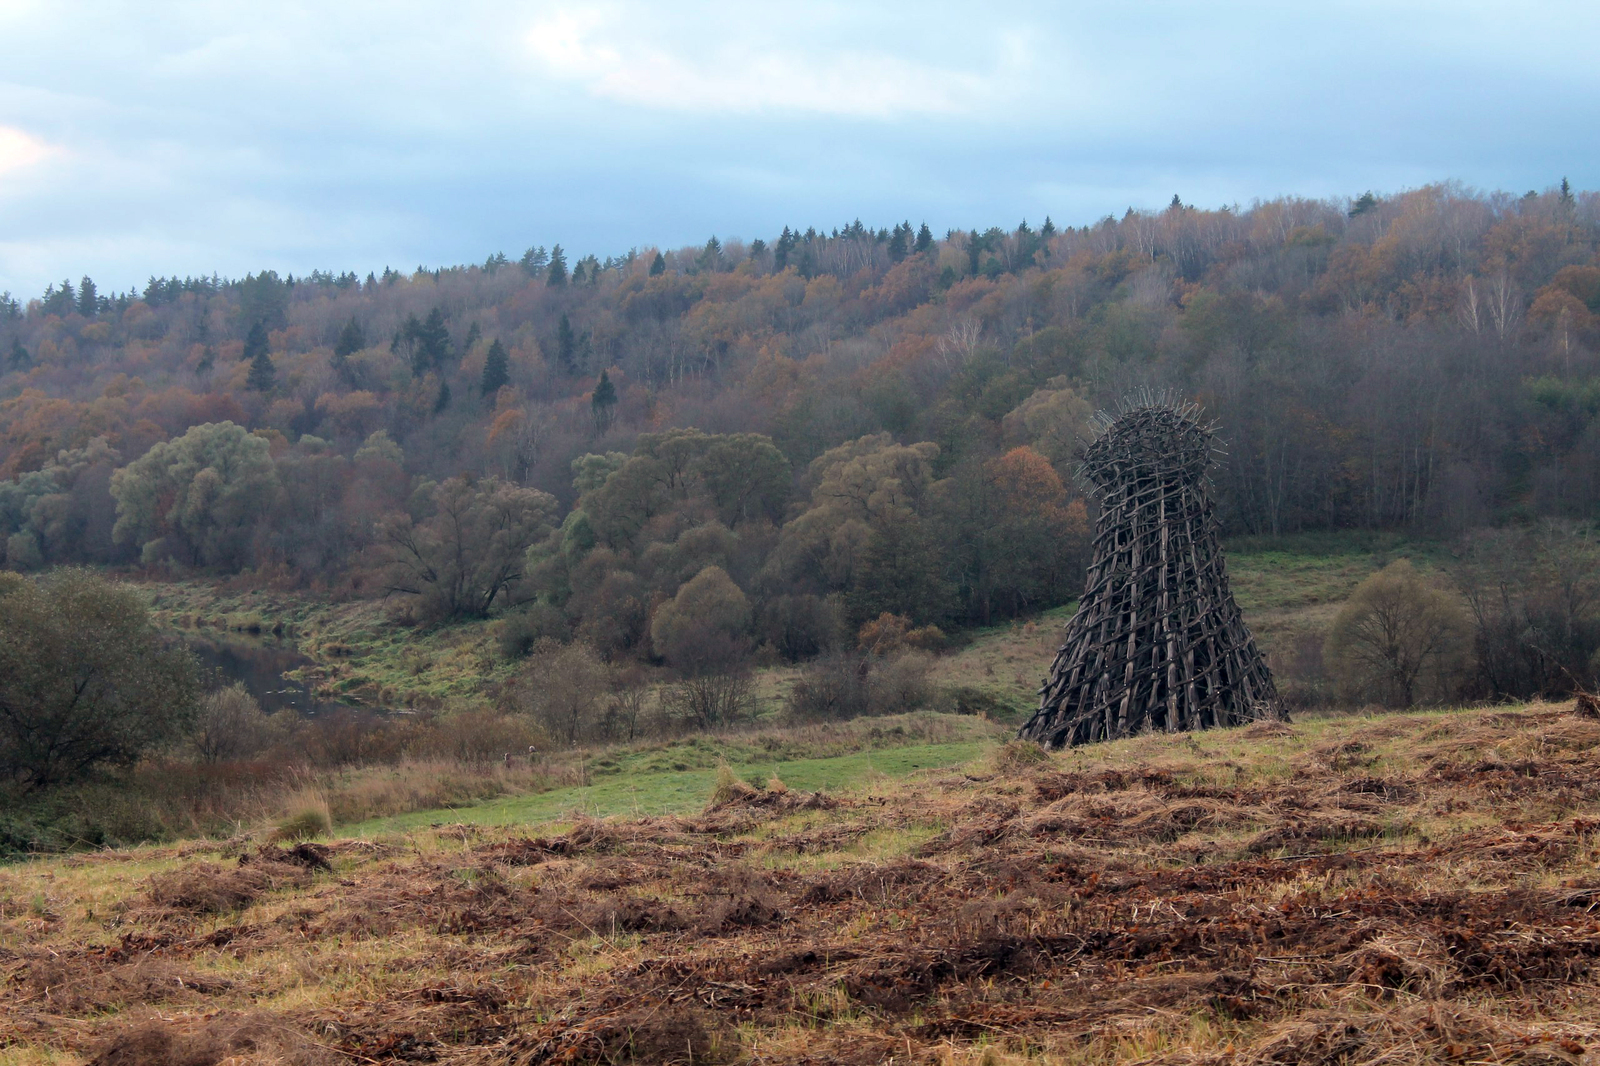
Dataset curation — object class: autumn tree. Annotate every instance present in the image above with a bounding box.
[380,476,557,622]
[110,421,279,569]
[1454,524,1600,698]
[649,564,752,671]
[933,447,1090,622]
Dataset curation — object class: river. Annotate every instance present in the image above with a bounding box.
[182,633,351,717]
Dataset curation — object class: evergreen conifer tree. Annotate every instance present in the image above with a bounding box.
[556,313,577,373]
[242,321,269,363]
[334,318,365,363]
[414,308,451,373]
[775,226,796,270]
[649,251,666,276]
[8,337,30,369]
[591,369,618,432]
[887,222,909,262]
[480,339,510,396]
[546,245,568,286]
[434,380,451,414]
[697,236,723,274]
[77,276,98,317]
[914,222,933,254]
[246,348,276,392]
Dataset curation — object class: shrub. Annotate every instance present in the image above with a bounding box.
[870,650,936,714]
[0,569,200,791]
[785,652,871,722]
[662,666,755,731]
[190,684,272,764]
[497,602,571,660]
[785,649,936,722]
[504,639,611,746]
[1326,560,1473,708]
[272,792,332,841]
[412,709,543,765]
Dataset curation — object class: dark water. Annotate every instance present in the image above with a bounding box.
[182,634,350,717]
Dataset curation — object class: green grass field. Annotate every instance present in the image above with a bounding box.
[348,737,993,834]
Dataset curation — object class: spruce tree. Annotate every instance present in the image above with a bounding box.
[480,339,510,396]
[413,308,451,374]
[591,369,618,432]
[77,276,98,317]
[697,236,723,274]
[775,226,796,270]
[433,380,451,414]
[243,321,269,363]
[334,318,365,360]
[887,222,909,263]
[246,348,276,392]
[649,251,666,276]
[556,313,577,373]
[546,244,568,286]
[8,337,30,369]
[914,222,933,254]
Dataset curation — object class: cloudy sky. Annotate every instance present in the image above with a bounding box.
[2,1,1596,297]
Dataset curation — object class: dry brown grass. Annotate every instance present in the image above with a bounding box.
[4,702,1600,1065]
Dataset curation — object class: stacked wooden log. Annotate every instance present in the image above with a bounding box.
[1019,393,1283,748]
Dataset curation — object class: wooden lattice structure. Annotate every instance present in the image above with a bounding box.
[1019,393,1282,748]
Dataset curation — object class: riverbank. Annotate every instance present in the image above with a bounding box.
[139,580,513,711]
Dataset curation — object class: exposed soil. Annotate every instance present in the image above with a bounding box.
[5,705,1600,1064]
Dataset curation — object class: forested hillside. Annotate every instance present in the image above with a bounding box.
[2,182,1598,664]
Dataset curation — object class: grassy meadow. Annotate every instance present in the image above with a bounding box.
[16,532,1580,1064]
[5,701,1600,1065]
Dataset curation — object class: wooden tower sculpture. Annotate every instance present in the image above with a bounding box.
[1019,393,1282,748]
